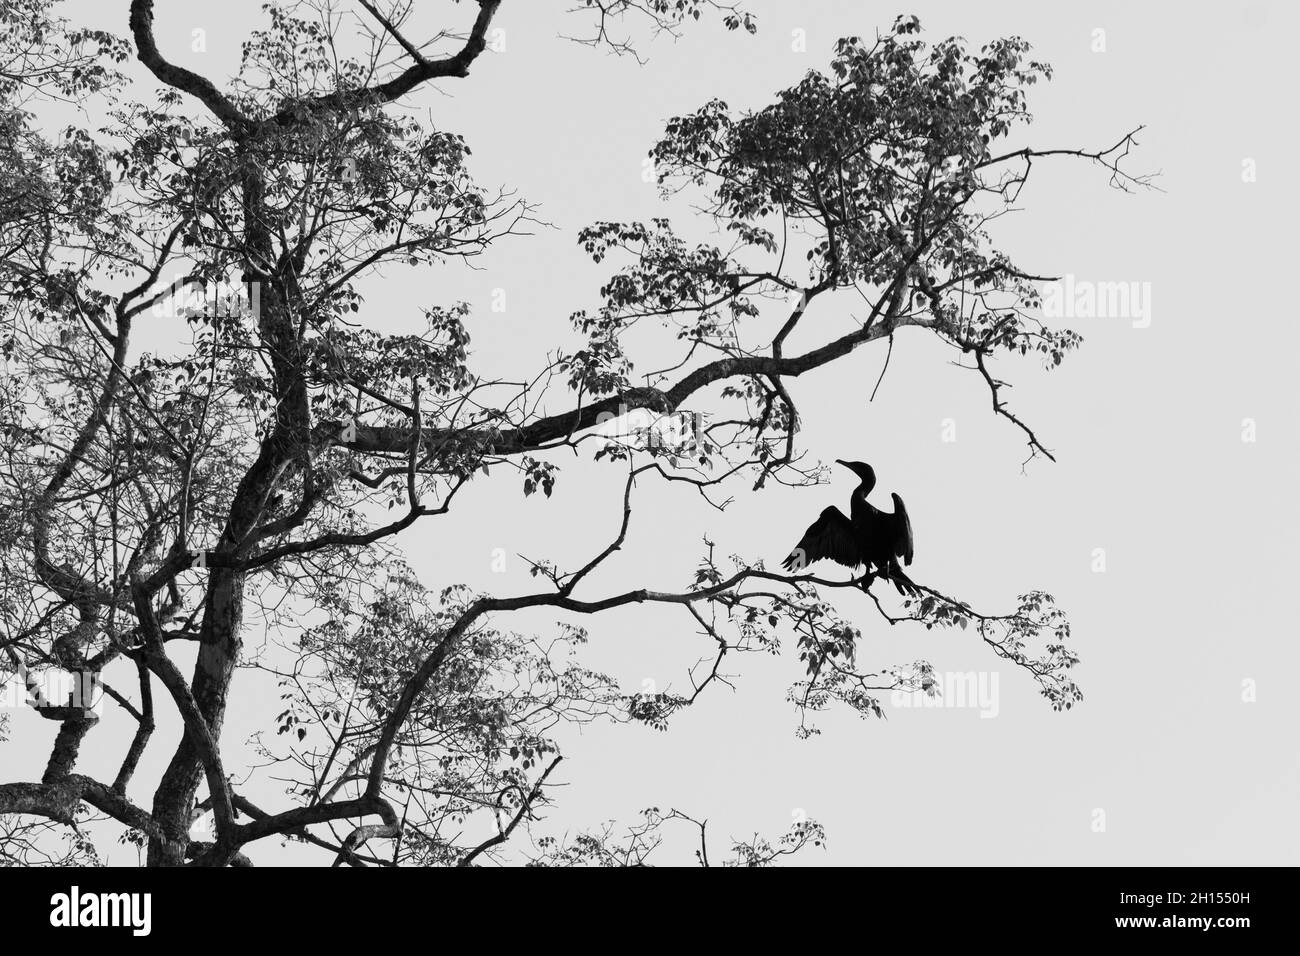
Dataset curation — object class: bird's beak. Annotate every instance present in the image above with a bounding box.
[834,459,850,468]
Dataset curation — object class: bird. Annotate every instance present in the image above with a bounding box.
[782,459,918,596]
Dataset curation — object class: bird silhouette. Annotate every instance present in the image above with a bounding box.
[782,460,918,596]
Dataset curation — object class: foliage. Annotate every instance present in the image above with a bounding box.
[0,2,1139,866]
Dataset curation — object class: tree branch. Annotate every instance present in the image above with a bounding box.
[128,0,247,129]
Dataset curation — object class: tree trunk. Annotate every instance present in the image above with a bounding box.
[146,567,244,865]
[147,162,303,865]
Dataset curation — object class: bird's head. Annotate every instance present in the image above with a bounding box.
[835,459,876,490]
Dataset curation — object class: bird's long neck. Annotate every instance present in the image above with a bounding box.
[854,475,876,500]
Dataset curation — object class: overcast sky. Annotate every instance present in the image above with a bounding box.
[5,0,1298,865]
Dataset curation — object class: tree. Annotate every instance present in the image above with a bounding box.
[0,1,1145,867]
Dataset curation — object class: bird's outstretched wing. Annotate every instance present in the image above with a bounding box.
[891,492,914,566]
[783,506,860,571]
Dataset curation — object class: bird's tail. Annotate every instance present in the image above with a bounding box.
[887,563,920,598]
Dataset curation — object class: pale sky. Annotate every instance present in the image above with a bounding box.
[4,0,1297,865]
